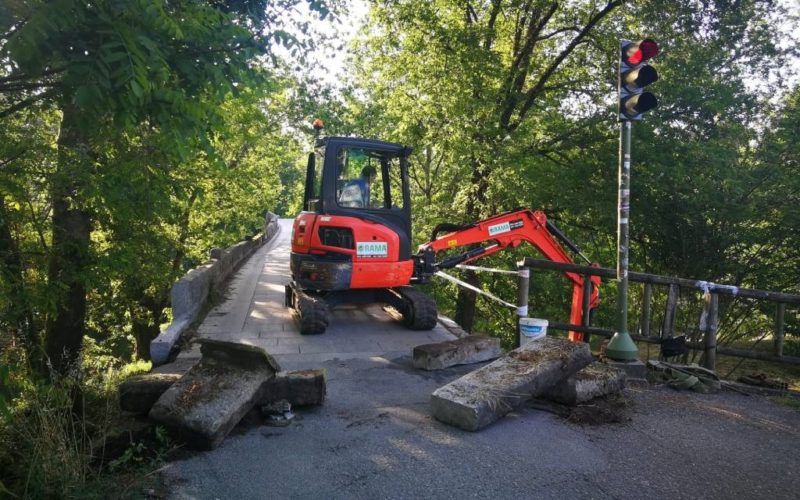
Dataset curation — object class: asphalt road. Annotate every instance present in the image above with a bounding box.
[161,353,800,499]
[160,219,800,499]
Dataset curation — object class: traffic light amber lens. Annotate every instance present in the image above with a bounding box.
[636,65,658,87]
[623,65,659,89]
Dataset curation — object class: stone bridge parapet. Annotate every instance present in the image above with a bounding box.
[150,212,280,365]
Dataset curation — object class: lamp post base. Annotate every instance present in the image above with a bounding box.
[606,331,639,361]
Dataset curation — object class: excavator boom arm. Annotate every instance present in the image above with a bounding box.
[416,209,600,337]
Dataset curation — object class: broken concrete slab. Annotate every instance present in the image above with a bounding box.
[197,338,281,371]
[149,339,280,450]
[543,362,626,406]
[430,336,593,431]
[152,357,199,376]
[121,365,323,416]
[120,373,182,414]
[259,369,326,407]
[413,335,502,370]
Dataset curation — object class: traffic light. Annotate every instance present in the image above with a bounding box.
[618,39,659,120]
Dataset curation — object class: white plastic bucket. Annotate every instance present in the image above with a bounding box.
[519,318,548,344]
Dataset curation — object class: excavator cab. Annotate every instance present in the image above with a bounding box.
[301,136,413,260]
[288,136,436,334]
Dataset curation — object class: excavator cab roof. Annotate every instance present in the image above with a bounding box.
[315,136,412,156]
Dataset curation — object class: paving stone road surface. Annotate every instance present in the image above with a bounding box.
[161,219,800,499]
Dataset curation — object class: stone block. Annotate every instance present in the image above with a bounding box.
[119,373,182,414]
[430,336,593,431]
[149,340,280,450]
[543,362,626,405]
[259,369,326,407]
[150,317,191,366]
[604,358,646,380]
[413,335,502,370]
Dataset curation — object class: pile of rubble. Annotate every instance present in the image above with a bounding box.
[119,339,326,450]
[413,335,627,431]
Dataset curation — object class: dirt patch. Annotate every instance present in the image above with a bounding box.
[530,393,634,426]
[567,394,634,425]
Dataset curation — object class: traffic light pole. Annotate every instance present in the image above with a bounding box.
[606,120,639,361]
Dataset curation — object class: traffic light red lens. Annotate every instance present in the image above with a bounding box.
[640,39,659,60]
[628,49,643,65]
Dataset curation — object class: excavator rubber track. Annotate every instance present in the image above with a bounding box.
[286,284,330,335]
[393,286,438,330]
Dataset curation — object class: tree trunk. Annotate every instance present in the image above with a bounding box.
[131,188,198,360]
[0,197,42,371]
[453,151,490,332]
[454,269,479,333]
[132,314,160,361]
[44,105,92,376]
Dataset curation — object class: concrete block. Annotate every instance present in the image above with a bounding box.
[149,340,280,450]
[604,358,646,380]
[152,357,199,376]
[171,263,214,320]
[150,317,191,366]
[119,373,182,414]
[413,335,502,370]
[436,316,469,338]
[259,369,326,407]
[543,362,627,405]
[430,336,593,431]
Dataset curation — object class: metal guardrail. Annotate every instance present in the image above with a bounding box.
[518,258,800,370]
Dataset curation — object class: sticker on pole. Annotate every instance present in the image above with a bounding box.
[356,241,388,258]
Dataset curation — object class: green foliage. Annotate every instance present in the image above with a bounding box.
[108,426,175,473]
[338,0,799,341]
[0,0,336,365]
[0,0,337,492]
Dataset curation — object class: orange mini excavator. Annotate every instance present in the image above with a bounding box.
[286,128,600,335]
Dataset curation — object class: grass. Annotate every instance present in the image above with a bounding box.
[0,355,176,499]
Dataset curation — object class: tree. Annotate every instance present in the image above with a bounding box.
[0,0,333,374]
[349,0,797,337]
[352,0,623,330]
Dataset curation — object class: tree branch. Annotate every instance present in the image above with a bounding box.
[0,89,56,119]
[508,0,622,132]
[536,26,581,41]
[483,0,504,50]
[497,2,559,129]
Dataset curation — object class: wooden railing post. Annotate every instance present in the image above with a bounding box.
[702,293,718,371]
[662,284,679,339]
[581,273,593,343]
[775,303,786,357]
[640,282,652,338]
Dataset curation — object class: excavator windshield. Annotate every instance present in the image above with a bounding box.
[334,147,405,210]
